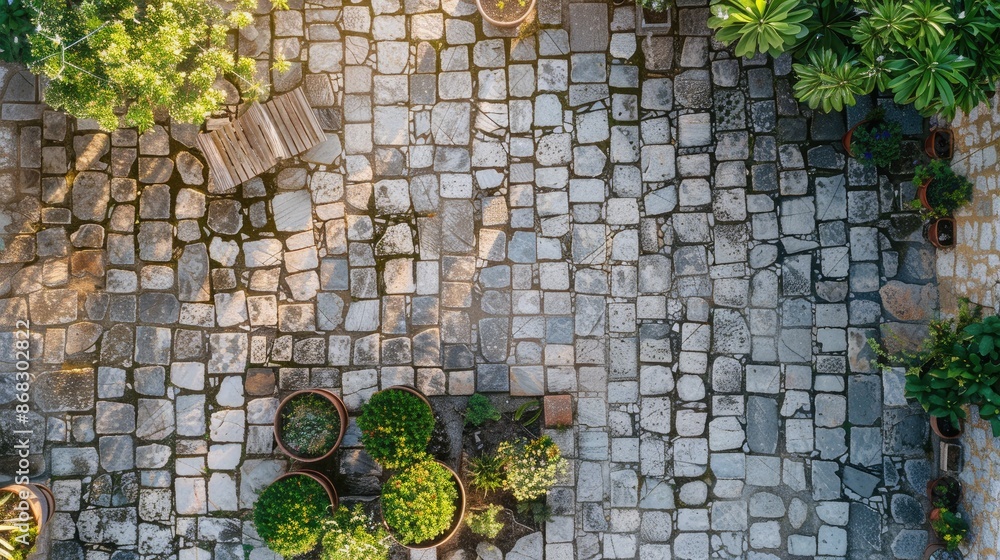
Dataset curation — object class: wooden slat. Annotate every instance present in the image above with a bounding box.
[267,95,302,154]
[195,87,327,188]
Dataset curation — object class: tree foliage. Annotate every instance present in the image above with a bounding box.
[28,0,283,132]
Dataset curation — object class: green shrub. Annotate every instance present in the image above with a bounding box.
[466,505,504,539]
[913,160,973,217]
[27,0,286,132]
[468,453,505,495]
[849,112,903,168]
[465,394,500,427]
[253,475,332,557]
[358,389,435,470]
[321,505,390,560]
[381,460,458,546]
[0,492,40,560]
[707,0,812,58]
[281,393,341,458]
[0,0,36,63]
[496,436,567,502]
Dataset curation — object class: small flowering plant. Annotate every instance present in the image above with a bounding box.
[931,509,969,551]
[850,109,903,168]
[357,388,435,470]
[496,436,567,502]
[321,505,391,560]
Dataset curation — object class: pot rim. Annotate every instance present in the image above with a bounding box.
[475,0,536,28]
[272,469,339,512]
[273,389,349,463]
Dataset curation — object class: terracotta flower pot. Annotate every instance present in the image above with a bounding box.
[927,218,956,249]
[842,119,871,157]
[0,484,55,556]
[384,385,434,412]
[925,128,953,160]
[273,469,338,510]
[927,476,962,509]
[273,389,348,462]
[382,461,467,550]
[916,178,934,211]
[475,0,536,28]
[923,543,945,560]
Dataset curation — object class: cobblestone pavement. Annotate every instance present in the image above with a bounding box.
[0,1,947,559]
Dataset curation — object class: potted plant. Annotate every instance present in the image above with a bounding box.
[253,470,337,557]
[926,127,954,159]
[913,161,974,217]
[842,109,903,168]
[0,484,54,560]
[927,476,962,510]
[927,217,956,249]
[380,459,466,549]
[357,386,435,470]
[637,0,671,32]
[321,504,391,560]
[475,0,535,27]
[923,545,963,560]
[496,435,568,502]
[931,415,963,439]
[273,389,348,462]
[930,509,969,551]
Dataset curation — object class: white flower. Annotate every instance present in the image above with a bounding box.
[877,55,885,62]
[958,10,966,18]
[957,55,965,61]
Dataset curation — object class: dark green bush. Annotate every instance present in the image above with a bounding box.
[850,113,903,168]
[914,160,973,217]
[253,475,332,557]
[465,394,500,427]
[381,460,458,545]
[357,389,434,470]
[0,0,35,63]
[280,393,341,458]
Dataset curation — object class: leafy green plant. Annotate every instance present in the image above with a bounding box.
[515,500,553,524]
[849,110,903,167]
[708,0,813,58]
[27,0,287,132]
[792,49,874,112]
[885,35,975,117]
[381,460,459,546]
[930,477,961,509]
[496,436,567,502]
[931,509,969,551]
[513,400,542,426]
[0,0,36,63]
[468,453,505,495]
[465,394,501,427]
[358,389,435,470]
[253,475,332,558]
[904,0,955,50]
[0,492,39,560]
[912,160,973,216]
[466,505,505,539]
[321,505,391,560]
[281,393,342,458]
[852,0,913,55]
[796,0,858,57]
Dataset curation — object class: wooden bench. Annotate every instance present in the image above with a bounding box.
[196,87,326,192]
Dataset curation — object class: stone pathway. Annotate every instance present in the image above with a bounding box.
[0,1,949,559]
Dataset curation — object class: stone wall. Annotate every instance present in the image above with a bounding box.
[944,100,1000,559]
